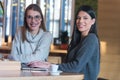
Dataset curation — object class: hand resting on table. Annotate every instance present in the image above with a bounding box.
[27,61,51,69]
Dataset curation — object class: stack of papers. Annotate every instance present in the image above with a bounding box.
[22,67,48,71]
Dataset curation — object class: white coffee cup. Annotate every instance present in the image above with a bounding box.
[50,64,59,72]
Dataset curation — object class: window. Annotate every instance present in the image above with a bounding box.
[2,0,74,45]
[40,0,74,38]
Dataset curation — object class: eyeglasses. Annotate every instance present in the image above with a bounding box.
[26,15,41,21]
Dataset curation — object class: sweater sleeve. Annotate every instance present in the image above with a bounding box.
[59,34,99,73]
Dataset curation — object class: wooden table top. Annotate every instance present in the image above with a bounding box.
[0,70,84,80]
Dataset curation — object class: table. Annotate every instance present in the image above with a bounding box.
[0,70,84,80]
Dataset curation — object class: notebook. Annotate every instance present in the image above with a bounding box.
[21,63,48,71]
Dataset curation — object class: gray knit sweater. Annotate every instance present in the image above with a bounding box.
[9,27,53,63]
[59,33,100,80]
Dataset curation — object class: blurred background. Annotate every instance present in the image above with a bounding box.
[0,0,120,79]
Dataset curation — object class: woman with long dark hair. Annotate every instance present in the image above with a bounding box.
[58,5,100,80]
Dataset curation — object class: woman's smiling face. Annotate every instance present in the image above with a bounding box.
[76,11,95,36]
[26,10,42,34]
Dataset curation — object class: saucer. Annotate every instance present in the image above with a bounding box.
[50,70,62,76]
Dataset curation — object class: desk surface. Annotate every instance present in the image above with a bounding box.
[0,70,84,80]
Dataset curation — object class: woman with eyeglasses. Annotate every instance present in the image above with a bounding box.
[8,4,52,68]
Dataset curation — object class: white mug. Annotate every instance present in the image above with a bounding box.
[50,64,59,72]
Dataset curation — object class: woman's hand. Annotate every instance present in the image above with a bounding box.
[27,61,51,69]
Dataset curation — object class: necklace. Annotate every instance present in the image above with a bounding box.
[31,34,37,39]
[31,30,40,39]
[29,35,42,54]
[29,43,36,54]
[29,31,44,54]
